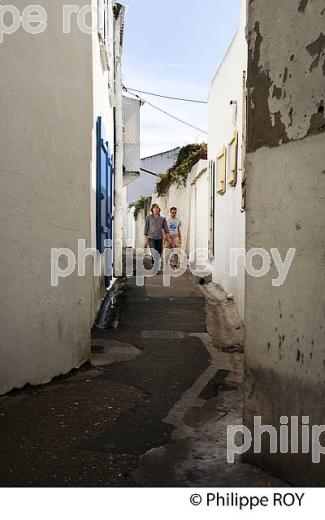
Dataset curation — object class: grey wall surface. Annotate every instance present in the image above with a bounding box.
[244,0,325,484]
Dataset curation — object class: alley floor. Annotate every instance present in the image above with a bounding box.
[0,270,287,487]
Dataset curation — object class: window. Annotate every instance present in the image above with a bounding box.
[216,147,227,195]
[228,130,238,187]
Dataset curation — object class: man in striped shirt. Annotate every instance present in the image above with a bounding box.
[144,203,170,264]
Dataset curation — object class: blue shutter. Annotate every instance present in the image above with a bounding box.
[96,116,114,287]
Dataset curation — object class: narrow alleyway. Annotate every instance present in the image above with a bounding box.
[0,271,286,487]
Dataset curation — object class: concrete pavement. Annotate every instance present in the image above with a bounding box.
[0,270,287,486]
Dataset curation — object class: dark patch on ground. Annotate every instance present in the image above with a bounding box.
[0,374,144,486]
[183,406,227,428]
[199,369,238,400]
[93,279,125,330]
[220,344,244,354]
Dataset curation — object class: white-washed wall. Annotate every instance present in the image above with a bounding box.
[0,0,94,394]
[208,2,247,319]
[244,0,325,485]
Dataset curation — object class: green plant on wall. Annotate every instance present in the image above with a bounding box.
[156,143,207,197]
[129,195,151,220]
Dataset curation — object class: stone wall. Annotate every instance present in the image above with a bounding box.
[244,0,325,485]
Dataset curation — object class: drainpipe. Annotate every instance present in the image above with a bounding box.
[113,3,125,276]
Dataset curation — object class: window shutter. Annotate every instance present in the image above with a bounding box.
[96,116,114,286]
[216,147,227,195]
[229,130,238,187]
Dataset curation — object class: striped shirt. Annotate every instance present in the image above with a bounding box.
[144,214,169,239]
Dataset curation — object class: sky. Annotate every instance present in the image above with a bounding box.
[122,0,241,157]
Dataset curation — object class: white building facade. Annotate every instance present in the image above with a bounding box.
[0,1,133,394]
[127,148,180,205]
[208,2,247,319]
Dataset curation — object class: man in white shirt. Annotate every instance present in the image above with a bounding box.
[166,207,182,268]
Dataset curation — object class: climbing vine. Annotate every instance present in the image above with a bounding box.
[156,143,207,197]
[129,195,151,220]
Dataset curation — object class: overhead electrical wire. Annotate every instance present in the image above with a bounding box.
[125,87,208,104]
[123,86,208,135]
[140,167,159,177]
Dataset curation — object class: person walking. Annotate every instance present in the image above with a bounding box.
[144,203,170,268]
[166,207,182,268]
